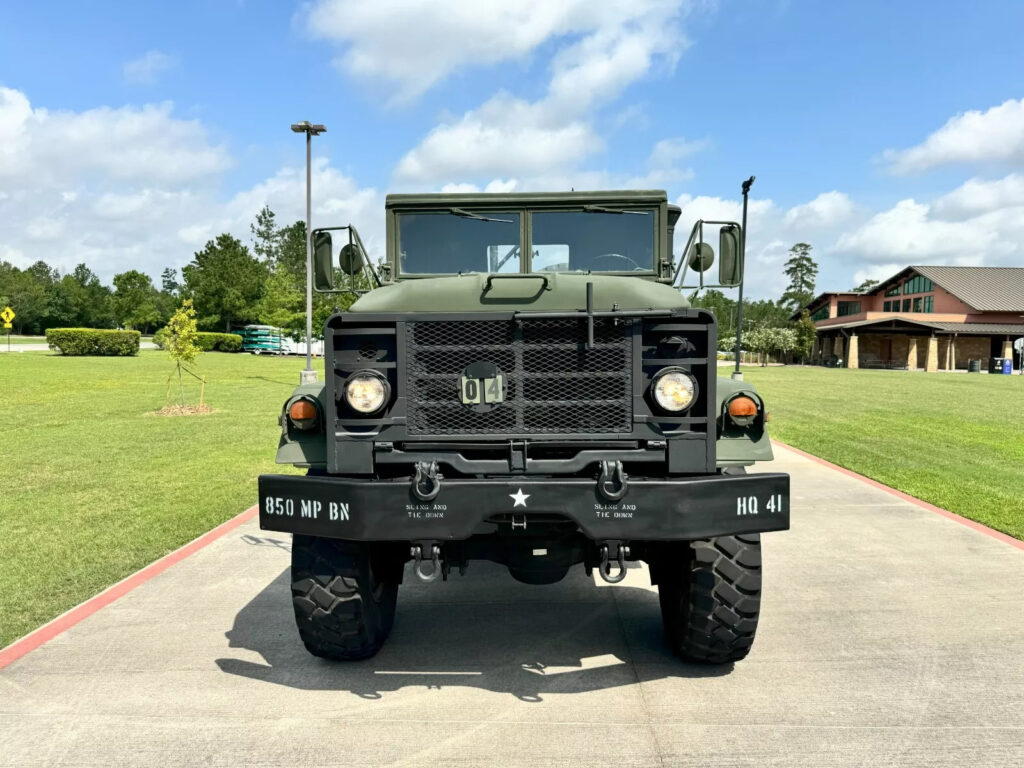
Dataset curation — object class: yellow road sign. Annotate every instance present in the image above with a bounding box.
[3,322,11,329]
[0,306,14,323]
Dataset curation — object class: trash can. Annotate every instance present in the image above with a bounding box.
[1002,358,1013,375]
[968,359,981,373]
[991,357,1004,373]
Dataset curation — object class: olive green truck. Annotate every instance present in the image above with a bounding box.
[258,189,789,663]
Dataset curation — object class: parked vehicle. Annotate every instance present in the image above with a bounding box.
[258,188,790,663]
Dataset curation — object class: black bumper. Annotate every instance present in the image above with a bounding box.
[258,471,790,542]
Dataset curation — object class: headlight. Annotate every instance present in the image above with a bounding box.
[652,368,697,412]
[344,371,389,414]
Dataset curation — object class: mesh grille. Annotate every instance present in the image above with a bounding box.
[406,318,633,435]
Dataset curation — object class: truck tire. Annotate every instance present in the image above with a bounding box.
[656,533,762,664]
[290,535,398,660]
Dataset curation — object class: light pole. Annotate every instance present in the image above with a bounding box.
[733,176,755,381]
[291,120,327,385]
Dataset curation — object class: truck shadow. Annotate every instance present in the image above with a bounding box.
[215,564,732,701]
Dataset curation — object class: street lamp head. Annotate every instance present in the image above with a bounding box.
[291,121,327,135]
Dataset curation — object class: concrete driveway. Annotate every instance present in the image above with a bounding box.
[2,445,1023,767]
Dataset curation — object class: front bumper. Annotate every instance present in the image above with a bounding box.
[258,471,790,542]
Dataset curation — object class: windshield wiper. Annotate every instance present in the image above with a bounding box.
[449,208,514,223]
[582,205,650,215]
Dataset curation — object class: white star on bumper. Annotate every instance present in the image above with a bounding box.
[509,488,530,508]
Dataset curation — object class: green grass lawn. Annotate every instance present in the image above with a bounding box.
[2,335,46,344]
[740,365,1024,540]
[0,350,306,647]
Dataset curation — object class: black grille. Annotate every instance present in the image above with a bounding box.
[406,318,633,435]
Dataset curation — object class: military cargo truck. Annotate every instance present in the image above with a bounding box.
[258,189,789,663]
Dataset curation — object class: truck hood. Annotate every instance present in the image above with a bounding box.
[349,273,689,313]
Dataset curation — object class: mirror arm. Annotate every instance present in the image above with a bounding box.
[349,225,381,287]
[673,221,701,286]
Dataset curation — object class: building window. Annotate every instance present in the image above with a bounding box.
[885,284,900,297]
[902,275,934,294]
[810,305,829,322]
[902,298,911,312]
[837,301,861,316]
[912,297,922,312]
[923,296,933,313]
[883,300,890,312]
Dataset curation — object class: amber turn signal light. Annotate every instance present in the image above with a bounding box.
[728,396,758,418]
[288,399,318,429]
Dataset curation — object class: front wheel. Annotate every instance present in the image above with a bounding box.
[290,535,399,660]
[656,534,762,663]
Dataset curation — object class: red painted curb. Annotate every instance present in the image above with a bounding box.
[0,504,259,671]
[772,440,1024,551]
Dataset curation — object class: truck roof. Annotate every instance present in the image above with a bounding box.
[385,189,668,209]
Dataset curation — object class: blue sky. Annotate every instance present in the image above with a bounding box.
[2,0,1023,298]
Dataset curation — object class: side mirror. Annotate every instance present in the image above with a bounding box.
[313,231,334,290]
[339,243,365,276]
[687,242,715,273]
[718,224,743,286]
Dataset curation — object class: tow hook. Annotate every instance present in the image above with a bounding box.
[597,541,630,584]
[412,461,443,501]
[598,460,628,501]
[411,543,442,582]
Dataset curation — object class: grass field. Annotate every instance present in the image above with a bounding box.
[0,350,306,647]
[740,365,1024,540]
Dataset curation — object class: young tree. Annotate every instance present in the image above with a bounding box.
[793,309,818,363]
[781,243,818,312]
[182,234,266,332]
[165,299,202,405]
[161,267,181,296]
[251,205,281,265]
[277,220,308,279]
[257,267,305,335]
[113,270,161,332]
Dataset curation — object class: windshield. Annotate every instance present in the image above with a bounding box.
[398,211,521,274]
[531,209,655,272]
[395,207,656,275]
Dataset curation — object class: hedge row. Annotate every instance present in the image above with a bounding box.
[46,328,141,356]
[151,328,242,352]
[197,333,242,352]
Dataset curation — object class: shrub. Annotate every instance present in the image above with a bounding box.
[196,332,242,352]
[152,328,241,352]
[46,328,141,356]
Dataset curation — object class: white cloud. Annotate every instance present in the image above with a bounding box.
[783,191,854,230]
[395,93,602,183]
[852,264,905,287]
[833,197,1024,265]
[304,0,686,104]
[932,173,1024,219]
[0,87,229,185]
[383,0,693,186]
[884,98,1024,174]
[0,86,381,282]
[123,50,179,85]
